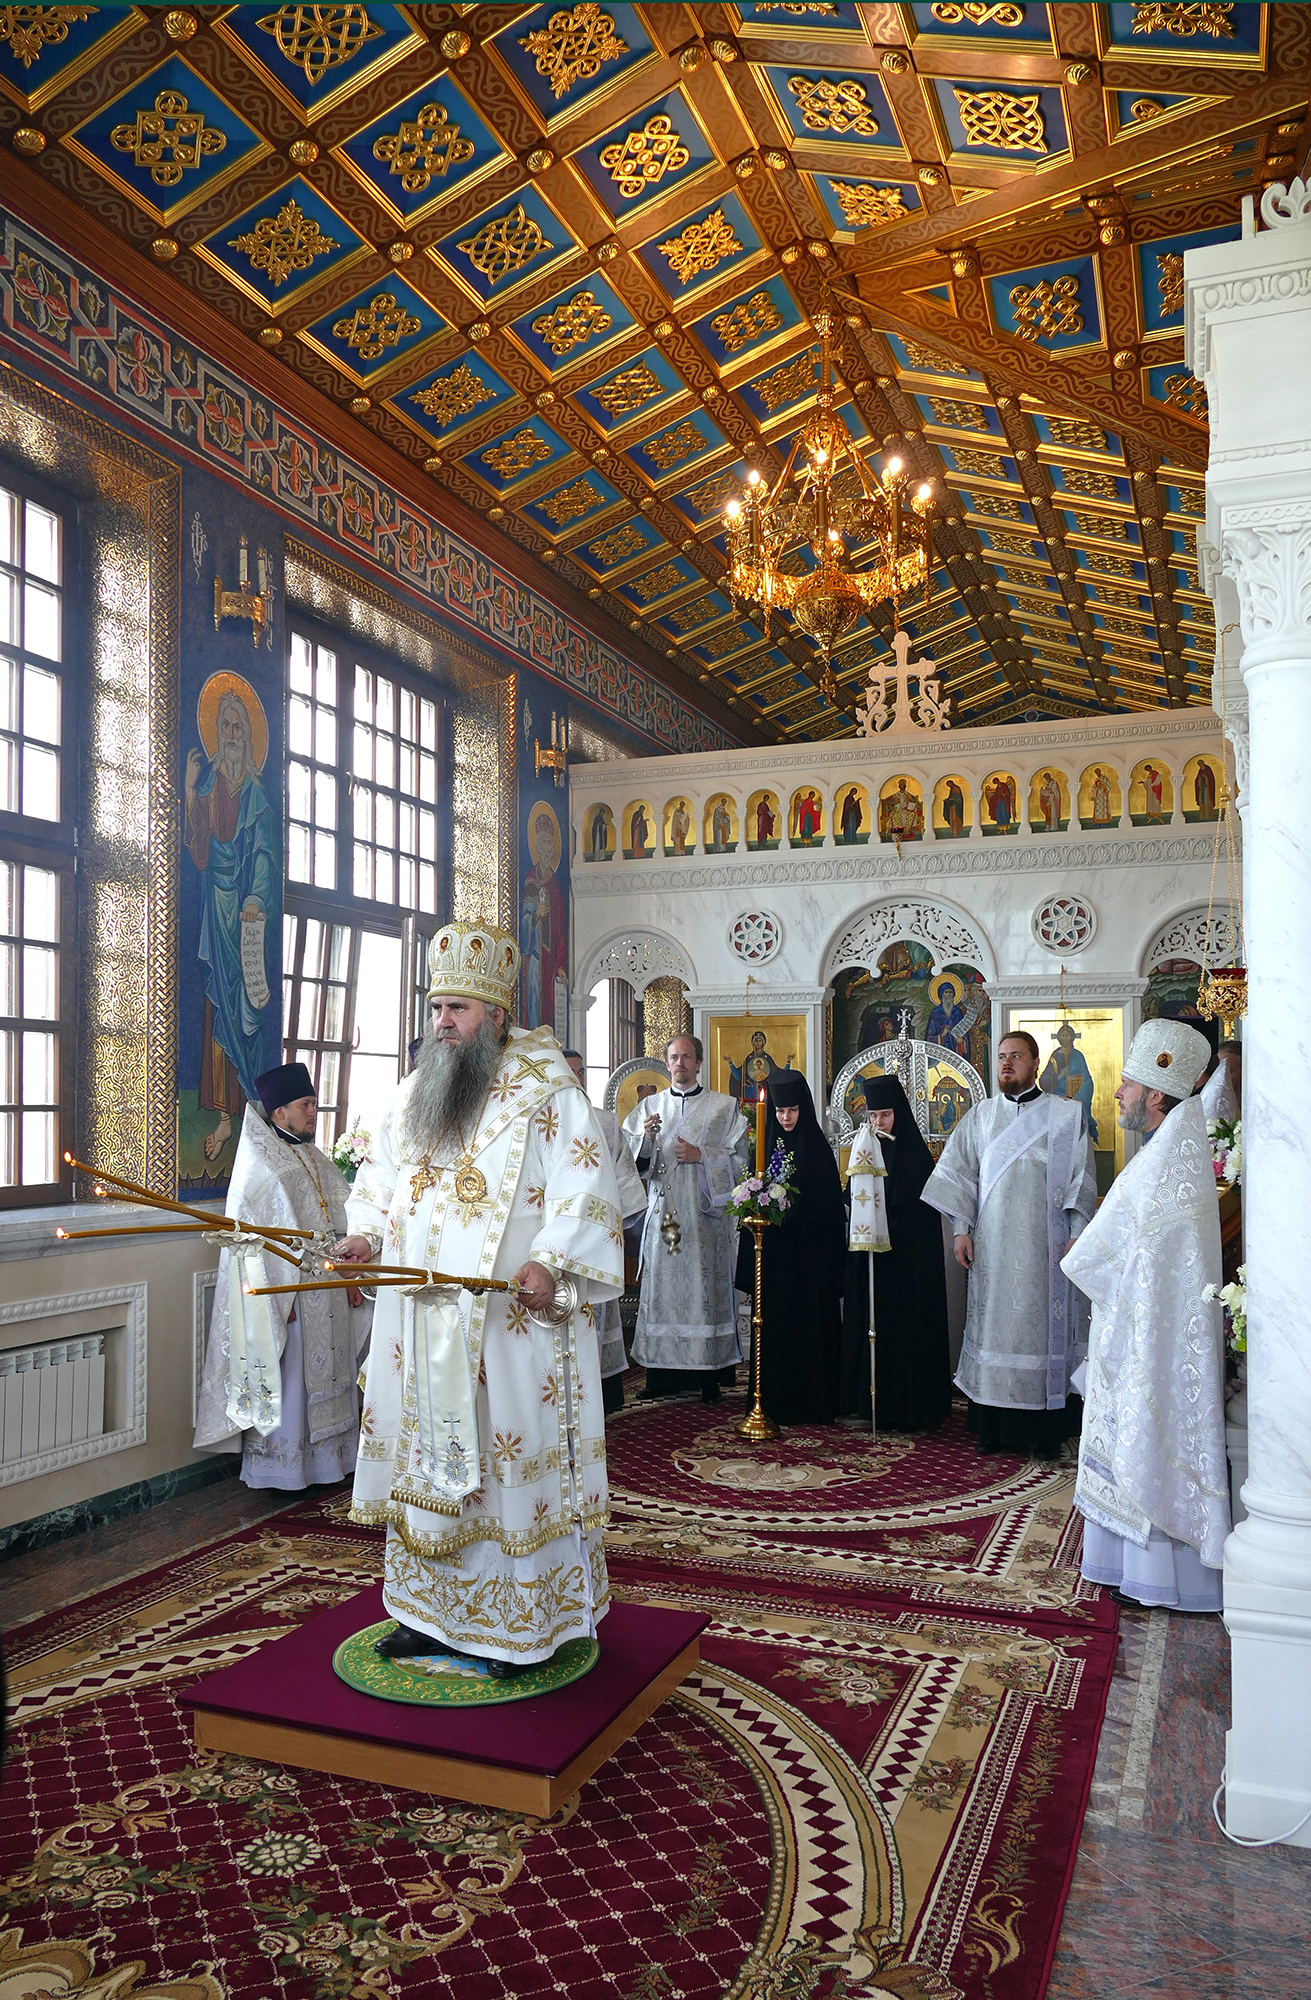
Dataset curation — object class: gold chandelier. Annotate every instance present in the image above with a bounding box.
[722,298,936,704]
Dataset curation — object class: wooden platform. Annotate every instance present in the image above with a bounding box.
[178,1590,706,1816]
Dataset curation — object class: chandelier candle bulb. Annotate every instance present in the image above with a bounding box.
[756,1086,767,1177]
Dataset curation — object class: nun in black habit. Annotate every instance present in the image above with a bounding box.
[841,1074,952,1430]
[735,1071,846,1425]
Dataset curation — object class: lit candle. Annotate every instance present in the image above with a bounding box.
[257,548,268,594]
[238,537,248,588]
[756,1086,766,1177]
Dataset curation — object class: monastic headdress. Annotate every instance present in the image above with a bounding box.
[427,921,520,1014]
[1121,1016,1211,1099]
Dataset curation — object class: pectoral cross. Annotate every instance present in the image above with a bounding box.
[512,1052,552,1085]
[408,1154,439,1216]
[441,1409,470,1484]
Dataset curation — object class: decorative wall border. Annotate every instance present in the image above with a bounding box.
[0,1282,147,1490]
[0,205,733,759]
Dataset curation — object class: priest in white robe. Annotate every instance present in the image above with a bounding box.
[922,1029,1096,1457]
[564,1049,646,1410]
[1064,1017,1230,1612]
[194,1062,371,1488]
[334,921,624,1676]
[622,1033,749,1406]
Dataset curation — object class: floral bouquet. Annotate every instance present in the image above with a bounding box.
[1203,1263,1248,1400]
[1208,1114,1242,1188]
[727,1142,796,1226]
[330,1119,371,1183]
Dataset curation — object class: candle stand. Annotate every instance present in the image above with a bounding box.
[735,1212,780,1442]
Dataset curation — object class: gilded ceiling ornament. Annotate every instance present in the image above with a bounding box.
[1175,483,1204,514]
[710,288,783,354]
[0,5,96,68]
[110,89,227,186]
[537,478,602,525]
[410,362,495,426]
[1090,582,1137,607]
[786,76,880,139]
[591,363,662,416]
[667,593,718,631]
[256,4,382,86]
[457,203,552,286]
[951,445,1006,477]
[587,523,648,564]
[1069,509,1127,540]
[931,1,1024,22]
[899,336,971,374]
[599,114,690,199]
[1045,413,1106,451]
[642,420,706,471]
[371,102,474,193]
[1132,2,1234,36]
[753,3,840,14]
[519,2,628,99]
[952,87,1047,152]
[1130,97,1163,121]
[331,290,421,359]
[531,288,613,356]
[1155,250,1185,317]
[1008,273,1083,341]
[987,528,1038,556]
[631,559,687,600]
[927,395,989,430]
[752,348,816,412]
[1085,549,1136,577]
[828,182,909,228]
[480,429,555,478]
[686,468,741,514]
[698,625,744,659]
[1163,370,1208,417]
[658,207,742,285]
[228,197,339,288]
[974,491,1024,518]
[1061,465,1118,499]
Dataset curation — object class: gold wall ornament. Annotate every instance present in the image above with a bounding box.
[987,528,1038,556]
[1085,549,1135,577]
[150,234,179,260]
[828,182,910,228]
[630,559,688,600]
[950,445,1006,477]
[599,114,690,199]
[753,2,840,12]
[1156,249,1185,316]
[457,202,552,285]
[658,207,742,285]
[12,125,46,152]
[228,197,339,288]
[927,395,989,430]
[288,136,318,163]
[349,393,371,412]
[439,26,469,57]
[953,87,1047,152]
[587,523,648,564]
[591,361,662,416]
[480,428,555,478]
[410,363,495,426]
[258,324,283,344]
[931,1,1024,21]
[371,102,475,192]
[667,593,717,631]
[331,290,421,359]
[711,288,783,354]
[0,5,96,68]
[519,1,628,99]
[642,420,706,471]
[686,468,742,514]
[752,348,816,412]
[110,89,227,186]
[1132,2,1235,36]
[1129,96,1163,121]
[900,336,971,374]
[1045,413,1106,451]
[1008,273,1084,342]
[1163,370,1208,417]
[786,75,879,138]
[530,288,612,356]
[973,491,1024,518]
[256,4,382,85]
[1069,509,1128,540]
[537,478,602,525]
[1061,465,1118,499]
[163,10,197,38]
[1175,483,1205,514]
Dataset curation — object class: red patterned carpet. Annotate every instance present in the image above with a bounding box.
[0,1392,1115,2000]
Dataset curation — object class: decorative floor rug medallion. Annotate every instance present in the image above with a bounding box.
[331,1624,599,1705]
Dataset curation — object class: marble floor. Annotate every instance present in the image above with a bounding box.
[3,1480,1308,1998]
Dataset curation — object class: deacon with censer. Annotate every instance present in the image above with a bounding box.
[333,921,625,1678]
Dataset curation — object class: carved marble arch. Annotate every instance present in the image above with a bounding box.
[820,897,996,990]
[1140,903,1241,977]
[577,928,697,1000]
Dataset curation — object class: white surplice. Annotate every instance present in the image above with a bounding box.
[594,1105,645,1380]
[622,1086,750,1371]
[921,1092,1096,1411]
[1063,1097,1230,1606]
[346,1026,624,1664]
[194,1111,371,1489]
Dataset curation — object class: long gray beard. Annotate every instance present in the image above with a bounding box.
[1118,1100,1149,1132]
[404,1017,506,1157]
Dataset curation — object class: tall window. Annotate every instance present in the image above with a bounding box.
[584,977,642,1106]
[283,622,446,1147]
[0,475,73,1204]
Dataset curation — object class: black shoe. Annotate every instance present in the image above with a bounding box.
[375,1621,459,1660]
[637,1385,675,1401]
[486,1656,532,1680]
[701,1381,722,1405]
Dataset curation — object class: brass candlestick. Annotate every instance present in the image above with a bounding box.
[735,1213,780,1442]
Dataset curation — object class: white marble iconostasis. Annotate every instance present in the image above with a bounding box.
[569,708,1240,1145]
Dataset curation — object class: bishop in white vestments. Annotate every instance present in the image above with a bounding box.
[922,1030,1096,1457]
[622,1033,749,1404]
[194,1062,371,1488]
[335,922,624,1675]
[565,1050,646,1410]
[1064,1018,1230,1611]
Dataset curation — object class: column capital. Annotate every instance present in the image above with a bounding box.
[1221,506,1311,671]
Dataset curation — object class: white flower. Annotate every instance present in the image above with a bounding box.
[236,1832,324,1877]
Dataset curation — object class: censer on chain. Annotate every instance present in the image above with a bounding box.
[659,1182,682,1255]
[1195,626,1247,1041]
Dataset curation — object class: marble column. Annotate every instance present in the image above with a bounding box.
[1187,181,1311,1844]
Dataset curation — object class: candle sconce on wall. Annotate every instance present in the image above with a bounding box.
[535,710,568,788]
[214,537,271,649]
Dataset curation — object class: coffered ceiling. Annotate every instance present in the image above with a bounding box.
[2,2,1307,740]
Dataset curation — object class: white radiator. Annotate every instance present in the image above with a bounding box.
[0,1335,106,1464]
